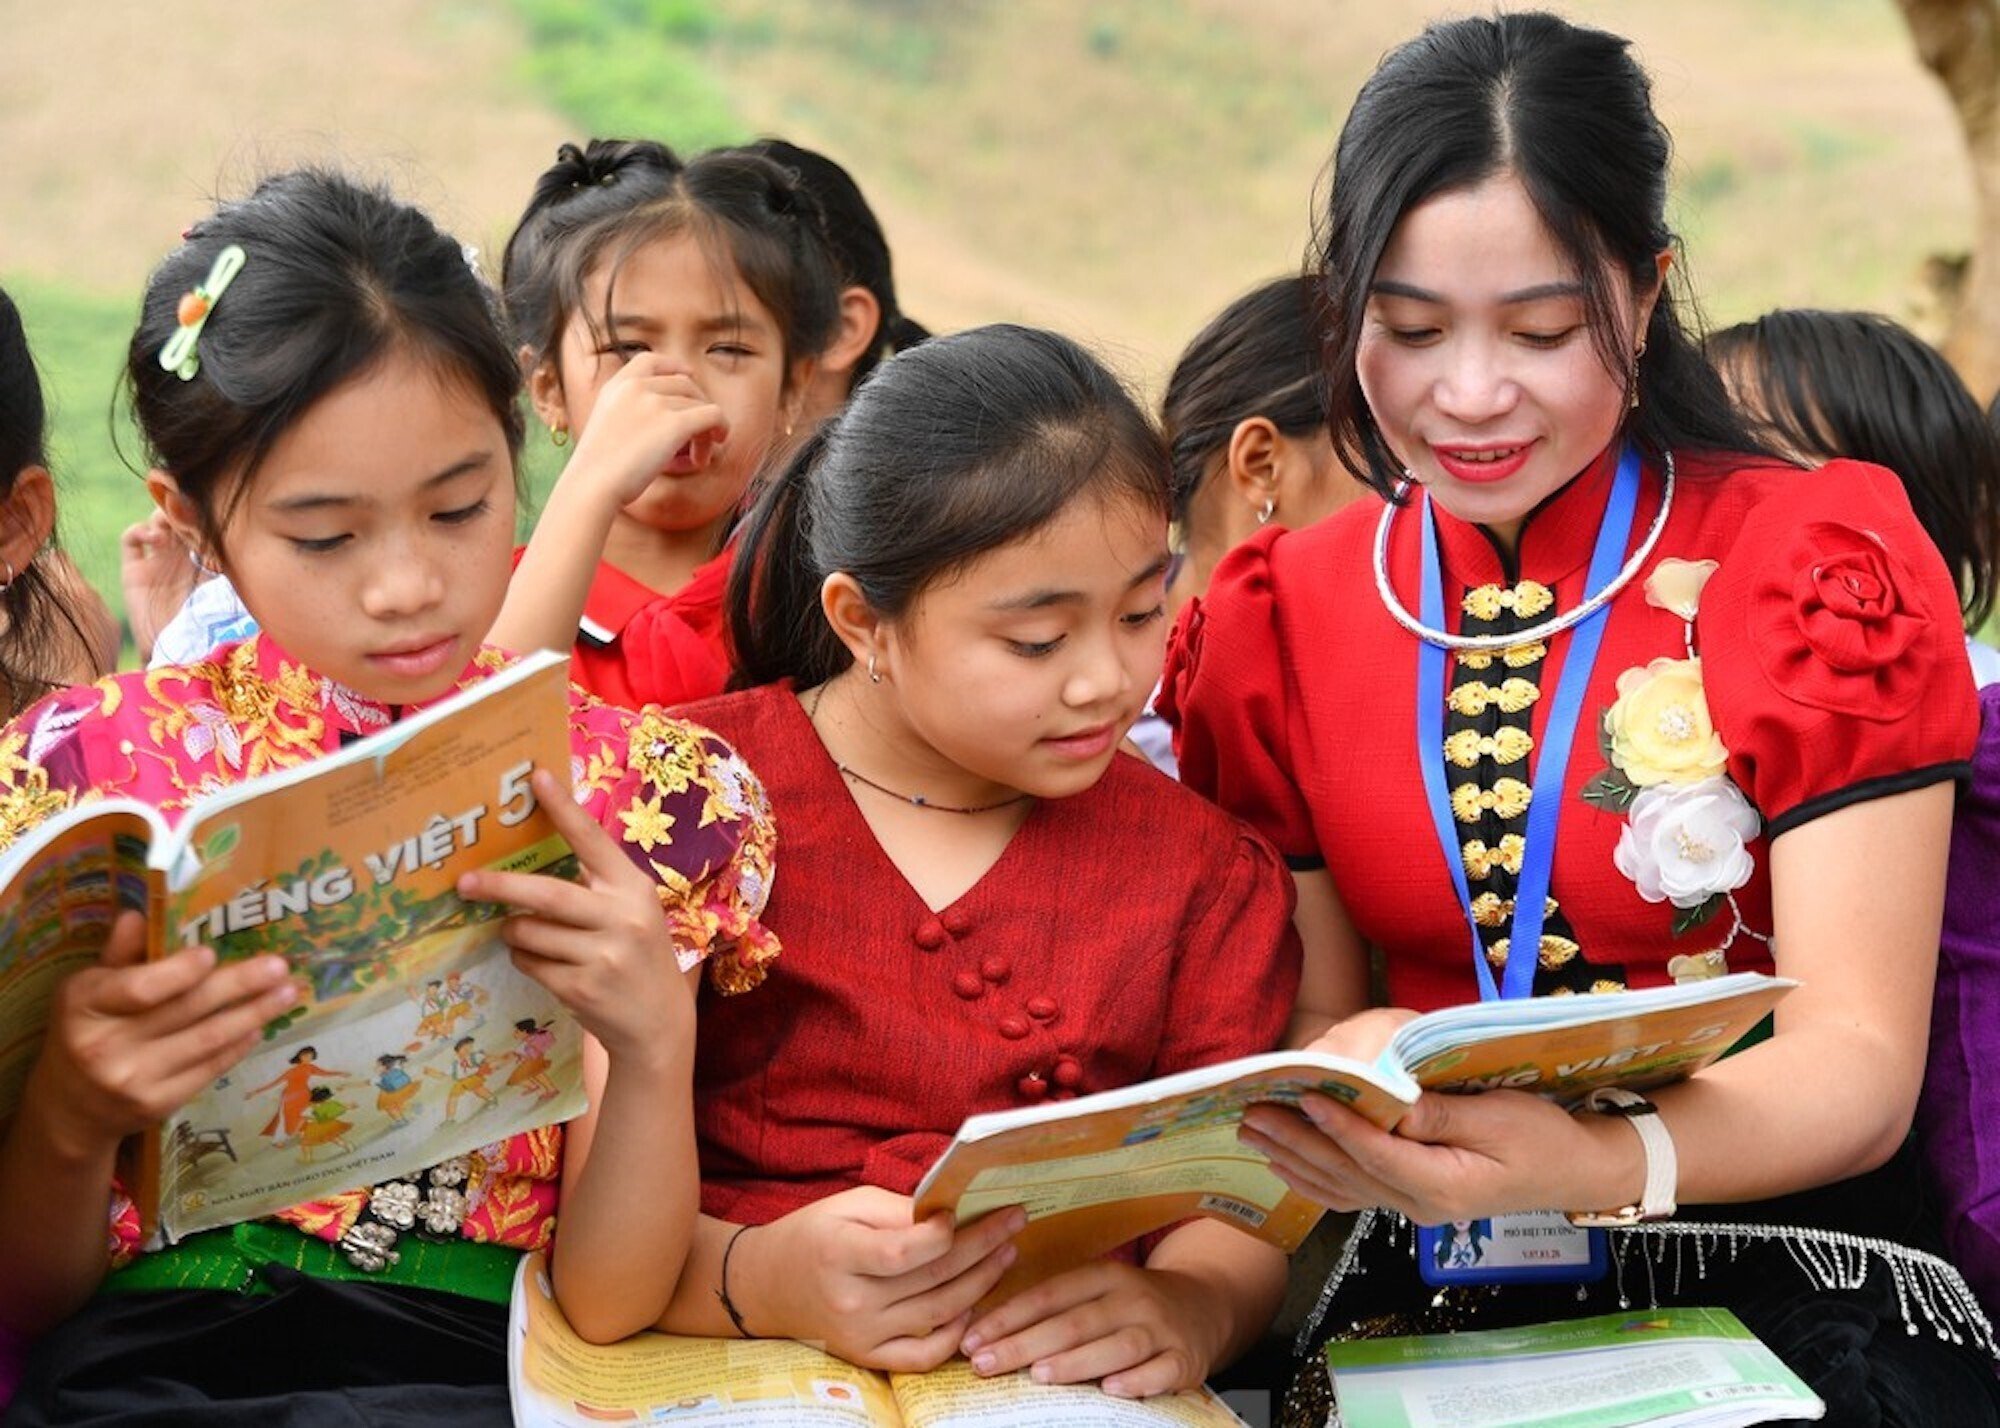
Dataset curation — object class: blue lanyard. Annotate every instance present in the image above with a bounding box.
[1413,445,1643,1001]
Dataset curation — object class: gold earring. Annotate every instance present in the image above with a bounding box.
[1628,341,1647,412]
[551,425,570,448]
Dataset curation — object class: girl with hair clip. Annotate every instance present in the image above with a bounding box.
[655,324,1300,1399]
[1128,276,1368,776]
[0,287,117,718]
[489,138,842,711]
[737,138,930,429]
[1706,309,2000,686]
[1164,12,1999,1422]
[0,168,778,1425]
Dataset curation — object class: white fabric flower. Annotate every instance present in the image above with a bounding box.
[420,1186,468,1235]
[370,1180,420,1230]
[1613,777,1761,908]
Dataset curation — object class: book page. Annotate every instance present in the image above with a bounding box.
[153,655,588,1238]
[916,1056,1408,1300]
[510,1253,901,1427]
[0,805,157,1124]
[1323,1307,1824,1428]
[892,1362,1247,1427]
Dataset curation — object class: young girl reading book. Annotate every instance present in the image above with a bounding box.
[657,324,1300,1400]
[0,169,777,1424]
[490,139,842,709]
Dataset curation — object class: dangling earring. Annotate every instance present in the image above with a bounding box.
[187,546,223,577]
[1628,340,1647,413]
[0,556,13,596]
[551,424,570,449]
[866,652,882,684]
[1256,498,1275,527]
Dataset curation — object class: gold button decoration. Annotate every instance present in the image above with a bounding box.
[1462,834,1526,879]
[1444,727,1536,768]
[1487,933,1582,971]
[1501,641,1548,669]
[1462,581,1555,622]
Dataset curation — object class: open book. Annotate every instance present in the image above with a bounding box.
[508,1251,1251,1427]
[0,649,587,1241]
[915,974,1792,1297]
[1310,1307,1824,1427]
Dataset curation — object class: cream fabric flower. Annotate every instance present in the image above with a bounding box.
[1604,657,1729,785]
[1643,558,1719,621]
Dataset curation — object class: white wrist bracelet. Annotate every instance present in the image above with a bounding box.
[1566,1087,1678,1227]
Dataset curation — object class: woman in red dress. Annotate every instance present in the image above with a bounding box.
[1165,12,1999,1421]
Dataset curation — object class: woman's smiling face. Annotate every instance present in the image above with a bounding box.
[1356,171,1659,548]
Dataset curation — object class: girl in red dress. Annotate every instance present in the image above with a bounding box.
[490,139,842,710]
[662,324,1302,1400]
[1166,13,1999,1421]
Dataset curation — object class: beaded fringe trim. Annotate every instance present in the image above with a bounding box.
[1296,1208,1999,1363]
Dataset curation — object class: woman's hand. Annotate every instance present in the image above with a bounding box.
[563,353,729,511]
[1239,1086,1641,1225]
[457,768,689,1060]
[961,1260,1224,1398]
[733,1187,1027,1372]
[30,910,298,1160]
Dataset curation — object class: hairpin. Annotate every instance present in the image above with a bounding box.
[159,244,247,381]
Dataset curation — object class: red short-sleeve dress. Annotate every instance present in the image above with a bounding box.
[1166,446,2000,1412]
[678,680,1303,1229]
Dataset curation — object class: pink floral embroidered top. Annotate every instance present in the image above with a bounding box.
[1162,449,1979,1011]
[0,635,780,1264]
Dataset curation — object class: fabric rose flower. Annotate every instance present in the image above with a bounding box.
[1644,558,1718,622]
[1603,657,1728,786]
[1613,777,1761,908]
[1791,531,1926,672]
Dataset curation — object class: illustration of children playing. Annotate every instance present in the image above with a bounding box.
[245,1046,349,1149]
[371,1053,421,1126]
[407,980,452,1050]
[425,1036,501,1122]
[440,971,488,1034]
[503,1018,560,1102]
[297,1085,355,1163]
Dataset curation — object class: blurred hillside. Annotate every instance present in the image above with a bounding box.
[0,0,1973,624]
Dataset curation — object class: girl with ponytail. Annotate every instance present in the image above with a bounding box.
[662,324,1300,1399]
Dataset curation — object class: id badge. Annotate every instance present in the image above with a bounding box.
[1417,1212,1608,1287]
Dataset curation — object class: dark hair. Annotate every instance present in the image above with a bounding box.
[1709,309,2000,629]
[728,324,1168,689]
[0,288,95,715]
[741,139,929,384]
[291,1046,317,1064]
[1161,276,1326,528]
[502,139,841,385]
[125,169,523,543]
[1316,11,1768,498]
[309,1086,333,1103]
[454,1037,475,1051]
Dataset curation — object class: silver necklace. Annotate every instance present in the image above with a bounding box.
[1370,451,1675,652]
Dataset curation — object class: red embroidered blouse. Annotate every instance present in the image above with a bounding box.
[1163,448,1978,1013]
[678,681,1303,1226]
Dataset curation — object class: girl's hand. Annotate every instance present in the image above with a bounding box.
[457,768,688,1060]
[1239,1086,1637,1225]
[119,512,199,661]
[563,354,729,510]
[962,1261,1221,1398]
[30,910,297,1160]
[1303,1005,1419,1062]
[737,1187,1027,1372]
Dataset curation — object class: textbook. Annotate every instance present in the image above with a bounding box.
[1309,1307,1824,1427]
[0,649,588,1242]
[914,974,1792,1298]
[507,1250,1251,1427]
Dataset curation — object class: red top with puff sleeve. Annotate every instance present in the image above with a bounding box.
[678,680,1303,1226]
[1162,447,1977,1013]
